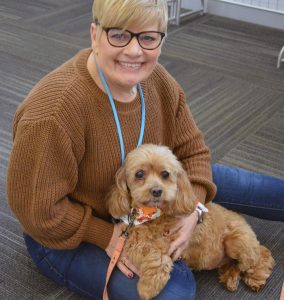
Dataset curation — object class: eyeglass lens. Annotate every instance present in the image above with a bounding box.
[107,29,163,50]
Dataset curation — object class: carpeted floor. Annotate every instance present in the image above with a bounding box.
[0,1,283,299]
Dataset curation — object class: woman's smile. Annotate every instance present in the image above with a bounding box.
[118,61,143,69]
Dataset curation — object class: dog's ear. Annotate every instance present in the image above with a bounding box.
[171,168,196,215]
[106,165,131,218]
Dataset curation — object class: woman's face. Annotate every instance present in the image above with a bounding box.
[90,22,163,91]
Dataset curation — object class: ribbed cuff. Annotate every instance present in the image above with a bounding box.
[83,216,114,250]
[192,182,217,204]
[192,184,207,204]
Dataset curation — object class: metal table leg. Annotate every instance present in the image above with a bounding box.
[277,46,284,68]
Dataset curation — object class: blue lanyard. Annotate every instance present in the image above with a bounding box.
[96,63,146,164]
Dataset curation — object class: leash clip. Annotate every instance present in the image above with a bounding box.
[121,208,137,237]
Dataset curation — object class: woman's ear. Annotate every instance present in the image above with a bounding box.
[90,22,96,42]
[171,168,196,215]
[106,166,131,218]
[90,22,99,55]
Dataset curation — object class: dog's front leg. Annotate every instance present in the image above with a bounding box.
[137,240,173,300]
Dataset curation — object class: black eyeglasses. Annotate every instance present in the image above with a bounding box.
[100,26,166,50]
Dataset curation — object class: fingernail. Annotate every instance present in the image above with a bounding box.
[128,273,133,278]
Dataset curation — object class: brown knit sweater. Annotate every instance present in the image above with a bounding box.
[7,48,216,250]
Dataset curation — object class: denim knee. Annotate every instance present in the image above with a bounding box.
[212,163,284,221]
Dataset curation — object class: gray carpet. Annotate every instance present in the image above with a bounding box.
[0,1,283,299]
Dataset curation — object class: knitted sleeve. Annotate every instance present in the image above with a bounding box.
[6,117,113,250]
[173,89,217,203]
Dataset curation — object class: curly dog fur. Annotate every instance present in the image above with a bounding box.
[106,144,275,300]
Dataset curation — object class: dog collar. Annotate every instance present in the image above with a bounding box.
[120,207,162,226]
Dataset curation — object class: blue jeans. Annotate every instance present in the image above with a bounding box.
[212,164,284,221]
[24,164,284,299]
[24,234,196,300]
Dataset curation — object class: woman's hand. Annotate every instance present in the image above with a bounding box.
[166,211,198,261]
[105,222,140,278]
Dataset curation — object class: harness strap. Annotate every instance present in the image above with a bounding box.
[103,235,127,300]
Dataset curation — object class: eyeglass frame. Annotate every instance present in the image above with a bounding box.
[95,22,166,50]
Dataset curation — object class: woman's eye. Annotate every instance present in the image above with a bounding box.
[161,171,170,179]
[141,35,156,42]
[135,170,144,179]
[112,33,127,40]
[108,29,130,42]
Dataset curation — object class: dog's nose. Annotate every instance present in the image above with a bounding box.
[151,188,162,198]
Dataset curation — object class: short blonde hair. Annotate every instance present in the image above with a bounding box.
[92,0,168,37]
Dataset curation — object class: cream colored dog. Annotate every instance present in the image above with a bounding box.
[106,144,275,300]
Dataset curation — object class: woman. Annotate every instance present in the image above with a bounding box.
[6,0,284,299]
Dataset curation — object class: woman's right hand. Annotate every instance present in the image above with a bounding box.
[105,222,140,278]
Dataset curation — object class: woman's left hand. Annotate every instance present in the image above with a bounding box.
[166,211,198,261]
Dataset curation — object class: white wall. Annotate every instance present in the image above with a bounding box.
[181,0,203,11]
[180,0,284,30]
[205,0,284,30]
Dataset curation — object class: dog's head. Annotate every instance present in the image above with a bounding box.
[106,144,197,218]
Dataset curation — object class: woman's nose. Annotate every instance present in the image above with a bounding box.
[124,37,143,55]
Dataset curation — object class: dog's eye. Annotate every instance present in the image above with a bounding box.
[161,171,170,179]
[135,170,144,179]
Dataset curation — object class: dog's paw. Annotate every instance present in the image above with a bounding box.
[224,275,240,292]
[242,245,275,292]
[218,263,241,292]
[242,276,265,292]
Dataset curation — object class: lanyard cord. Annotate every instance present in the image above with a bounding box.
[96,63,145,164]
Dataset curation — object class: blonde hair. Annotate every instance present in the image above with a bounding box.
[92,0,168,38]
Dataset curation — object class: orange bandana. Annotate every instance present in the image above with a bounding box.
[120,207,162,226]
